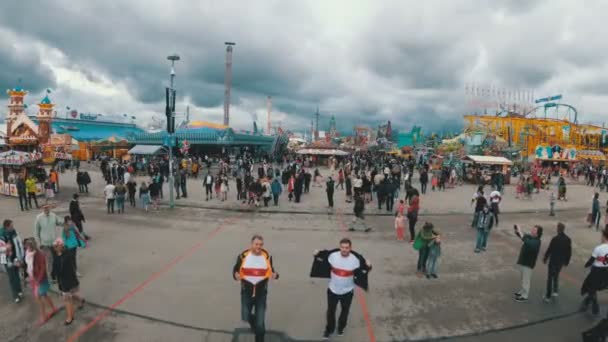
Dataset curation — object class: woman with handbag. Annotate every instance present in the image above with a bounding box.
[61,216,86,277]
[414,222,439,278]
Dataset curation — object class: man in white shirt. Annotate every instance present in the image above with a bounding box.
[103,181,116,214]
[204,173,213,201]
[581,230,608,315]
[311,238,372,340]
[124,171,131,185]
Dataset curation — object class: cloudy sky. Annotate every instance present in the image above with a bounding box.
[1,0,608,134]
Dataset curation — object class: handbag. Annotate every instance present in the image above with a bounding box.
[413,235,424,251]
[587,212,593,224]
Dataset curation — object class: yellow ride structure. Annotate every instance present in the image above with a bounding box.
[463,114,605,159]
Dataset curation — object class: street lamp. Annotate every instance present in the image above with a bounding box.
[166,53,180,209]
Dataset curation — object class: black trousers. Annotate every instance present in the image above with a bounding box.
[74,219,84,234]
[28,192,39,209]
[327,192,334,207]
[129,192,136,206]
[545,264,563,298]
[107,198,115,213]
[325,289,354,334]
[273,194,279,205]
[180,183,187,198]
[385,194,394,211]
[408,216,417,241]
[18,192,28,210]
[421,182,427,194]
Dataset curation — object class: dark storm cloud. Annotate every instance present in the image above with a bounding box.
[0,37,56,99]
[1,1,607,132]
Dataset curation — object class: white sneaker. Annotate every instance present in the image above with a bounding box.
[552,292,559,297]
[76,272,83,278]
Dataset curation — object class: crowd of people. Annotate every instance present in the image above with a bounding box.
[4,150,608,340]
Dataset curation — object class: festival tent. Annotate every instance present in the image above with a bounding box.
[463,155,513,166]
[296,148,350,156]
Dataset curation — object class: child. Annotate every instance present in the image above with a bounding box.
[431,173,438,191]
[24,238,57,325]
[394,212,406,241]
[426,235,441,279]
[397,200,405,216]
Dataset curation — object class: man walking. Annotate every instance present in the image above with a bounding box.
[326,176,335,208]
[513,224,543,302]
[16,175,28,211]
[543,222,571,302]
[35,205,62,282]
[349,195,371,232]
[471,186,487,228]
[474,205,494,253]
[204,173,213,201]
[233,235,278,342]
[310,238,372,339]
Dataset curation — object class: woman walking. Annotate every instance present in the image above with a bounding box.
[414,222,439,277]
[24,238,57,325]
[220,176,229,202]
[127,179,137,207]
[345,175,353,203]
[61,216,86,277]
[115,181,127,214]
[407,194,420,243]
[590,192,601,230]
[139,182,150,212]
[149,179,160,210]
[53,238,84,325]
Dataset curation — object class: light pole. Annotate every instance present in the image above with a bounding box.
[167,54,180,209]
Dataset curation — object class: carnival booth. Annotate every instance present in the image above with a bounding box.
[0,150,45,197]
[462,155,513,184]
[534,145,577,176]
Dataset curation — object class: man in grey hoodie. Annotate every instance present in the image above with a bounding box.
[35,205,62,281]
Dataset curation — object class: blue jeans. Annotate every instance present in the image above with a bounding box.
[5,265,22,299]
[241,288,267,342]
[426,250,439,275]
[475,229,489,250]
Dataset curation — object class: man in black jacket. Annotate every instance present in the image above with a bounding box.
[233,235,278,342]
[543,222,572,302]
[16,175,28,211]
[311,238,372,340]
[514,224,543,302]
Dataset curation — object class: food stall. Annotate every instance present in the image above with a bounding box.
[0,150,45,197]
[462,155,513,184]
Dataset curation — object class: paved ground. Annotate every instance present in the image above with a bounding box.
[1,165,608,342]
